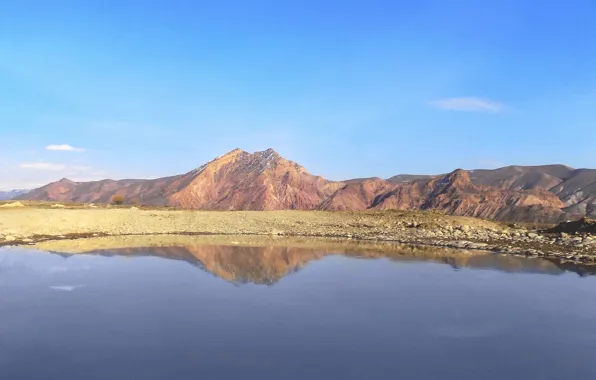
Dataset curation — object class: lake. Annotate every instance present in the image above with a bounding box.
[1,238,596,379]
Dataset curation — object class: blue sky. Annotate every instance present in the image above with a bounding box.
[1,0,595,189]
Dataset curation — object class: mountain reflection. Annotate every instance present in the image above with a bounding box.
[33,236,596,284]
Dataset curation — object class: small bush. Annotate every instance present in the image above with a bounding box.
[111,194,125,205]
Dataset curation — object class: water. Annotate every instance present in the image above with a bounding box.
[1,240,596,379]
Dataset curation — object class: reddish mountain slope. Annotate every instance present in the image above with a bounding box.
[165,148,343,210]
[321,170,567,222]
[318,178,395,211]
[21,149,342,211]
[22,176,181,205]
[413,170,566,222]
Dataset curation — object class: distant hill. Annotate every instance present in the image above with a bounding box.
[0,189,30,200]
[467,165,596,218]
[386,174,437,183]
[19,149,596,223]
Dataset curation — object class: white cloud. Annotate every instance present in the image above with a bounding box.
[1,162,102,190]
[45,144,86,152]
[19,162,67,171]
[430,97,504,113]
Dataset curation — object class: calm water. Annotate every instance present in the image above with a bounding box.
[1,243,596,379]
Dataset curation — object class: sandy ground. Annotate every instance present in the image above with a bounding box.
[0,207,502,239]
[1,206,595,264]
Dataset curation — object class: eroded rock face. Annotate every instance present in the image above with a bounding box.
[321,169,566,223]
[468,165,596,218]
[318,178,395,211]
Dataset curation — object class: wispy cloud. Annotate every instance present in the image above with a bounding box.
[46,144,86,152]
[18,162,90,172]
[430,97,504,113]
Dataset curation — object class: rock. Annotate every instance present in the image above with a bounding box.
[459,225,471,232]
[5,236,16,242]
[130,206,139,210]
[548,218,596,235]
[51,204,66,208]
[0,201,25,208]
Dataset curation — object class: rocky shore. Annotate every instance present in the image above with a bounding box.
[1,205,595,264]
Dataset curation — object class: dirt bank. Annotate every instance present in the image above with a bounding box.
[1,207,595,264]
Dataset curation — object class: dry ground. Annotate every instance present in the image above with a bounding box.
[1,202,594,264]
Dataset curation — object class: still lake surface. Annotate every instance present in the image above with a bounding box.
[1,241,596,379]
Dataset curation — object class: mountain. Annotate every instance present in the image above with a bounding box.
[22,176,181,205]
[165,148,342,210]
[467,165,596,218]
[0,189,30,200]
[18,148,596,222]
[20,148,343,211]
[386,174,437,183]
[320,170,566,222]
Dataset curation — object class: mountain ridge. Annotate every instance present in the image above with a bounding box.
[18,149,596,222]
[0,189,30,200]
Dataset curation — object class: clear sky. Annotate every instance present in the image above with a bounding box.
[1,0,595,189]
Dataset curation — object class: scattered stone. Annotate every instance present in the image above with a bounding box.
[51,204,66,208]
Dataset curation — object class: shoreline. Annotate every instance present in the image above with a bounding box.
[1,207,595,265]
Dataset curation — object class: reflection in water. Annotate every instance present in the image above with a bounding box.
[2,236,596,380]
[33,236,596,284]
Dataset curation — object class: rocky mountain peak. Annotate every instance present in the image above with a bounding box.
[429,169,472,197]
[229,148,285,175]
[224,148,245,157]
[446,169,472,185]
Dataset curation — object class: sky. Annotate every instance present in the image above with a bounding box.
[1,0,595,189]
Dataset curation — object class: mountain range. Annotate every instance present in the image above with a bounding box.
[18,148,596,223]
[0,189,30,200]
